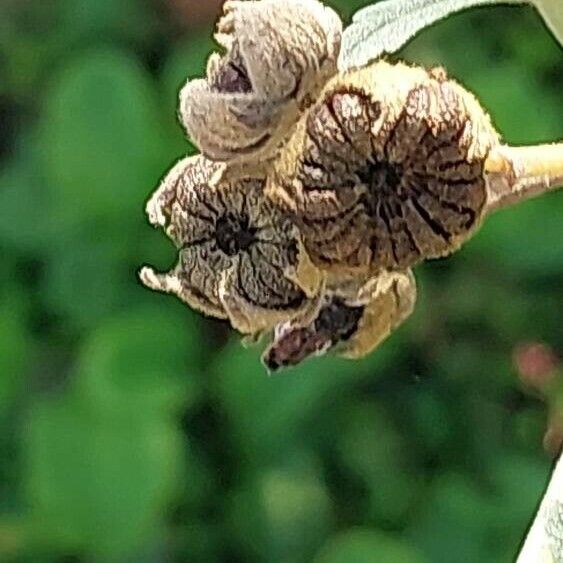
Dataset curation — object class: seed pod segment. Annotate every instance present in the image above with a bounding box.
[263,269,417,370]
[267,61,500,275]
[139,155,324,335]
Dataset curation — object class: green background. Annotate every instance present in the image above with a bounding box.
[0,0,562,561]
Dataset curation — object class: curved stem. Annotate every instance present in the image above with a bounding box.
[517,452,563,562]
[484,142,563,213]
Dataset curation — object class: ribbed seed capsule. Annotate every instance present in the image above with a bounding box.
[267,61,500,274]
[139,155,323,335]
[180,0,342,163]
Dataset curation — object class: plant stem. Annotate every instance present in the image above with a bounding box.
[484,142,563,213]
[517,452,563,562]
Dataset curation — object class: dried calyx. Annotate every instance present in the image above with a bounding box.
[139,155,323,336]
[263,270,417,370]
[180,0,342,163]
[267,61,500,274]
[263,298,365,370]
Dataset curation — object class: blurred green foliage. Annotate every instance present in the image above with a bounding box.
[0,0,562,561]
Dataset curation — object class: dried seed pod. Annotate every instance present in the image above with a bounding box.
[180,0,342,162]
[267,61,500,274]
[139,155,323,335]
[263,270,416,370]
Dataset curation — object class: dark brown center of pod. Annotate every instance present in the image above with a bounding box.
[358,161,404,211]
[314,298,365,343]
[211,42,252,94]
[263,298,365,372]
[215,213,257,256]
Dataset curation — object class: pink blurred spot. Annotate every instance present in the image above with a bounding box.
[513,342,559,389]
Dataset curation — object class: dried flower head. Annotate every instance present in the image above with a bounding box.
[139,155,323,335]
[180,0,342,163]
[263,269,416,370]
[267,61,500,274]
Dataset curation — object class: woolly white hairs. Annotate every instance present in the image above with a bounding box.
[339,0,561,71]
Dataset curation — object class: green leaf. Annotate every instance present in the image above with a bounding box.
[229,454,333,562]
[315,529,427,563]
[213,338,401,463]
[339,0,526,70]
[0,135,59,252]
[466,63,562,143]
[24,395,182,559]
[336,402,419,524]
[41,48,170,229]
[173,522,224,563]
[488,453,550,551]
[407,473,497,562]
[42,228,134,328]
[0,293,29,412]
[57,0,153,44]
[0,517,27,561]
[467,193,563,276]
[74,305,204,415]
[406,461,547,563]
[339,0,560,71]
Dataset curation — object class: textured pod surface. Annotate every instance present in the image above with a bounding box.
[263,270,416,370]
[139,155,323,335]
[267,61,500,274]
[180,0,342,162]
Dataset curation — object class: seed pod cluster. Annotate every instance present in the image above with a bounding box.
[141,0,502,369]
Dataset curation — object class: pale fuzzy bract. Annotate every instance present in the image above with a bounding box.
[179,0,342,163]
[336,270,416,359]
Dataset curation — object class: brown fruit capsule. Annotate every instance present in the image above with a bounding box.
[263,269,416,370]
[139,155,323,335]
[267,61,500,274]
[180,0,342,163]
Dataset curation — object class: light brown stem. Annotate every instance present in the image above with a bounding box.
[484,142,563,214]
